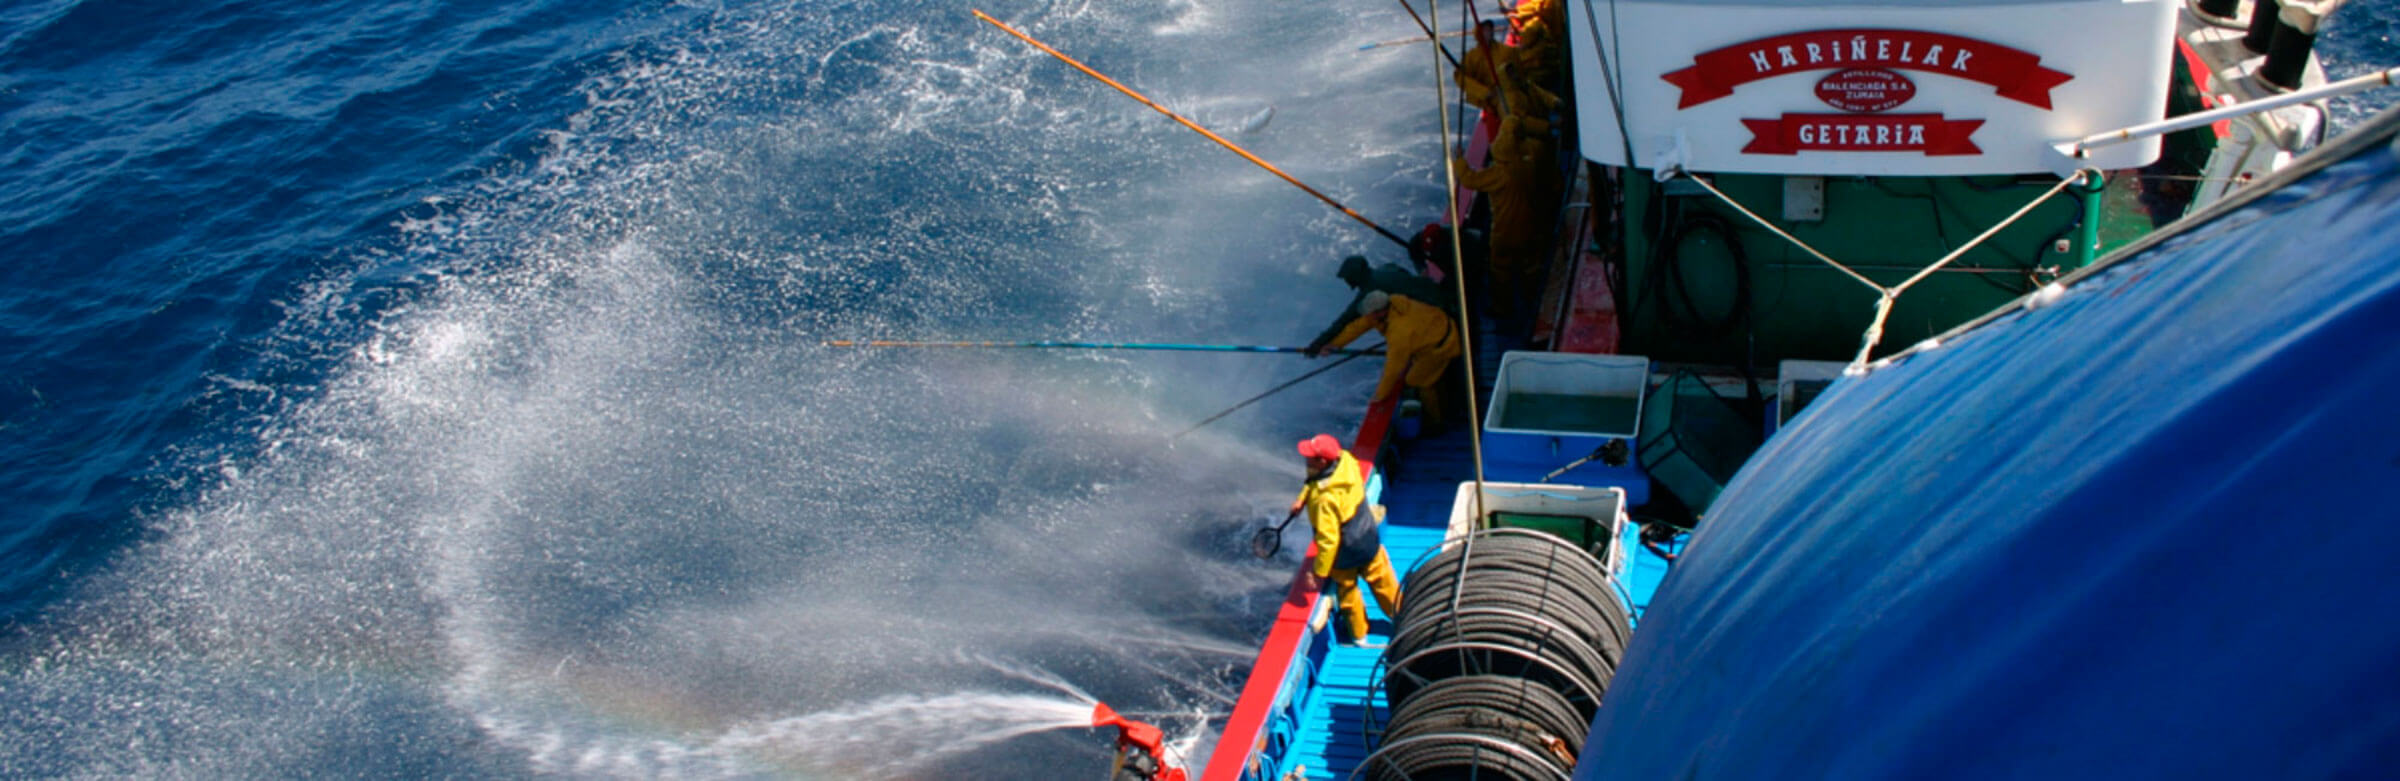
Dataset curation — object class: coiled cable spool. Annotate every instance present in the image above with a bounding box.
[1390,534,1629,707]
[1384,607,1617,718]
[1398,561,1629,667]
[1368,528,1631,778]
[1362,674,1589,780]
[1388,675,1588,759]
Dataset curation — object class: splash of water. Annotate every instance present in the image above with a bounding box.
[712,691,1098,777]
[0,0,1438,776]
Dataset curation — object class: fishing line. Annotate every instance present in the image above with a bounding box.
[823,339,1382,355]
[1390,0,1466,69]
[1168,348,1380,441]
[1359,29,1470,52]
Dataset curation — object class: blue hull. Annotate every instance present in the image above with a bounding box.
[1580,106,2400,779]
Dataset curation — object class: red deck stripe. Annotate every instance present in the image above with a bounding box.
[1198,562,1321,781]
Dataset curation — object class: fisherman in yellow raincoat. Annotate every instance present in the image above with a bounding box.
[1288,434,1402,646]
[1509,0,1566,84]
[1455,20,1518,115]
[1451,115,1559,322]
[1310,290,1464,429]
[1456,20,1561,123]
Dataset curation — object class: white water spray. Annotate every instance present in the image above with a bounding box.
[713,691,1099,777]
[0,0,1443,777]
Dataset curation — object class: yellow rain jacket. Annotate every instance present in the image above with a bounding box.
[1325,293,1462,403]
[1510,0,1562,37]
[1455,37,1520,114]
[1510,0,1566,81]
[1296,450,1368,579]
[1452,117,1558,267]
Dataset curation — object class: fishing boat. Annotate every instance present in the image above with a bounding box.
[1049,0,2398,778]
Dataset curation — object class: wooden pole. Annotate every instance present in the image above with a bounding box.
[971,10,1412,250]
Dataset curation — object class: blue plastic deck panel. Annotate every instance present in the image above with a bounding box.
[1576,110,2400,779]
[1270,318,1675,780]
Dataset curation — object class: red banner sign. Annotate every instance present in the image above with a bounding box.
[1664,29,2071,109]
[1740,113,1984,155]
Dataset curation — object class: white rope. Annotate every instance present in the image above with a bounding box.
[1429,0,1488,528]
[1677,172,1879,293]
[1852,292,1896,370]
[1892,172,2087,295]
[1672,167,2097,370]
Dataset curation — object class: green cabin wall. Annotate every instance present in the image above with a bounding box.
[1595,49,2216,368]
[1612,170,2106,366]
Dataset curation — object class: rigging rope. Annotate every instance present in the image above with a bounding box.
[1575,0,1637,170]
[1672,167,2096,369]
[1427,0,1490,537]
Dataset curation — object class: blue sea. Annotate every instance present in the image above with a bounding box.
[0,0,2392,776]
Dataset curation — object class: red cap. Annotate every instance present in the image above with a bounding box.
[1297,434,1343,460]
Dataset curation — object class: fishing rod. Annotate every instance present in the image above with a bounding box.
[1170,349,1376,441]
[823,339,1383,355]
[969,9,1413,250]
[1389,0,1463,69]
[1357,29,1470,52]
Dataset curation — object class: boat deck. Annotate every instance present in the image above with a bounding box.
[1264,319,1675,780]
[1281,426,1471,781]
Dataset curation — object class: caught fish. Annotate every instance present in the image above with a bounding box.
[1236,106,1274,134]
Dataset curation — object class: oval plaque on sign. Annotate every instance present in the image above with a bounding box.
[1815,68,1916,113]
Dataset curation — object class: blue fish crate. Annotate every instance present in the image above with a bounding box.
[1478,352,1650,500]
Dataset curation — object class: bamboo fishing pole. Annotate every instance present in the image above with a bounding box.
[823,339,1383,356]
[1390,0,1463,69]
[1358,29,1470,51]
[970,9,1412,250]
[1169,350,1375,441]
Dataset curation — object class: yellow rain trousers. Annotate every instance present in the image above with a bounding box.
[1329,550,1402,644]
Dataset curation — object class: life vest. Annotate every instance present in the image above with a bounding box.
[1332,497,1381,570]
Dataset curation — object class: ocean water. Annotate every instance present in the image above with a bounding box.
[2324,0,2400,129]
[0,0,1444,775]
[0,0,2392,776]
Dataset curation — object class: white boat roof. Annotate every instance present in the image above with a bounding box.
[1569,0,2179,175]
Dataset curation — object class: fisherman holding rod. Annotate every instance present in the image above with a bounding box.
[1307,287,1463,433]
[901,11,1480,443]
